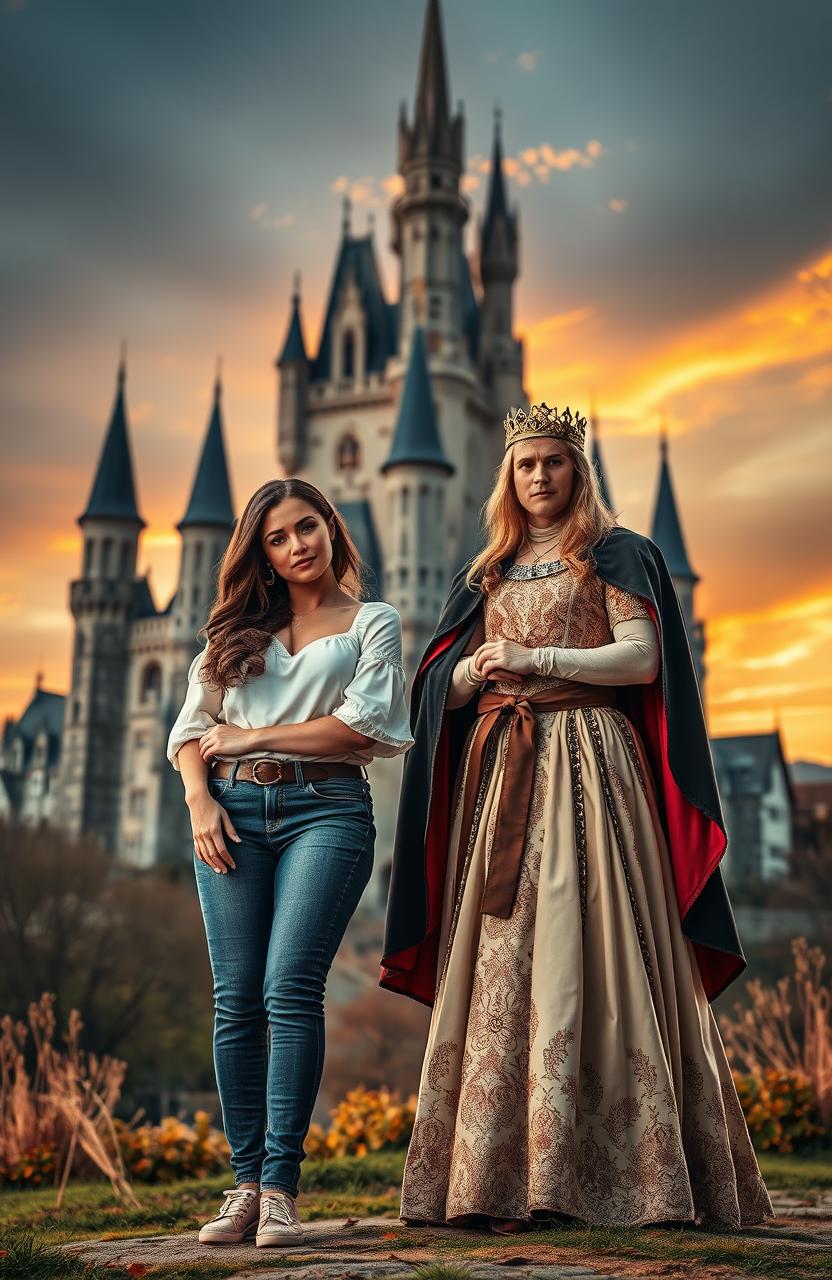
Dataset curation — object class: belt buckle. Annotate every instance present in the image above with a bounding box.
[252,759,282,785]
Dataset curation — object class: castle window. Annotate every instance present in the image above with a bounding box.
[412,225,422,242]
[71,700,81,727]
[191,584,199,606]
[342,330,355,381]
[337,434,361,471]
[75,631,85,661]
[140,661,162,704]
[129,788,146,820]
[193,541,203,574]
[429,225,439,241]
[83,539,94,576]
[119,540,130,576]
[431,174,441,189]
[428,294,441,321]
[101,537,113,577]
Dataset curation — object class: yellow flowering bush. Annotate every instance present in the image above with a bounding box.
[304,1087,416,1159]
[0,1143,57,1187]
[733,1068,826,1153]
[115,1111,230,1182]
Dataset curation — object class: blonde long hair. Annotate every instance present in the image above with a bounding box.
[467,438,617,595]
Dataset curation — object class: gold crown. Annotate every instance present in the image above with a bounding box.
[503,402,587,452]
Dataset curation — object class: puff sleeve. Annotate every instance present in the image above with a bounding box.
[331,604,415,759]
[166,643,223,770]
[603,581,652,628]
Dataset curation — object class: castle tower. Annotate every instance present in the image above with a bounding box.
[589,395,614,513]
[60,351,145,849]
[276,273,309,474]
[172,364,236,646]
[649,427,706,693]
[381,328,454,672]
[479,108,524,414]
[392,0,468,362]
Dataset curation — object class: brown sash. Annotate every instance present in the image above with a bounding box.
[456,683,617,918]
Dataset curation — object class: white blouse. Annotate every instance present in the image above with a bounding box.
[166,600,414,770]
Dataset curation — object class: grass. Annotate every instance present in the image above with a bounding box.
[0,1152,405,1245]
[0,1149,829,1279]
[757,1152,832,1191]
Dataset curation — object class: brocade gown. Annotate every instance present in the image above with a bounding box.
[400,561,772,1228]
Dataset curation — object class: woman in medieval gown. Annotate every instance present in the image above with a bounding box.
[382,403,772,1231]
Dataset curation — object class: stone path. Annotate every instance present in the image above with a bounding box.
[63,1195,832,1280]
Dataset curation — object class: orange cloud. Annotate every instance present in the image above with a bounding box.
[525,244,832,435]
[612,247,832,428]
[706,588,832,760]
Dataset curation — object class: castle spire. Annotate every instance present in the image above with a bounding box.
[178,367,235,530]
[414,0,450,147]
[276,273,308,367]
[650,425,697,580]
[589,392,614,512]
[480,105,518,287]
[399,0,463,168]
[79,348,145,526]
[382,328,454,474]
[482,106,511,252]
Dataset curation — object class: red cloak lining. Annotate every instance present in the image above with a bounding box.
[380,602,738,1004]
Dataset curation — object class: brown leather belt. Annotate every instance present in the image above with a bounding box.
[210,759,363,786]
[458,682,618,918]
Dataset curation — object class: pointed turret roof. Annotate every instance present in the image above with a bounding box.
[381,328,454,474]
[178,368,235,530]
[589,401,614,512]
[311,226,395,381]
[414,0,450,145]
[277,274,308,367]
[650,429,697,581]
[79,352,145,526]
[400,0,463,168]
[482,110,514,248]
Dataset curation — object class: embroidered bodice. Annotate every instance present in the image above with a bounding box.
[484,560,650,696]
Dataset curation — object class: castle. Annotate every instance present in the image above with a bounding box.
[1,0,716,883]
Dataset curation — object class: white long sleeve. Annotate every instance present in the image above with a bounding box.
[167,644,223,770]
[532,618,659,686]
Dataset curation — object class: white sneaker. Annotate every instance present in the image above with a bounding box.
[198,1186,260,1245]
[255,1190,304,1246]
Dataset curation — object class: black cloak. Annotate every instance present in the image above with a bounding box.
[381,526,744,1007]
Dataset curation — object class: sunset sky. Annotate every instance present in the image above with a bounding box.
[1,0,830,761]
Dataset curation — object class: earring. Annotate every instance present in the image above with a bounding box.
[264,566,275,587]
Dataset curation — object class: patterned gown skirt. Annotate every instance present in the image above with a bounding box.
[400,702,773,1228]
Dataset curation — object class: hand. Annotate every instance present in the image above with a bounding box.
[474,639,535,683]
[186,790,241,874]
[199,723,258,762]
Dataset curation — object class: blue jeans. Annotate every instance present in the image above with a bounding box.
[193,764,375,1196]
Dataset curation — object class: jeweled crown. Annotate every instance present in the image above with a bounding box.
[503,403,587,452]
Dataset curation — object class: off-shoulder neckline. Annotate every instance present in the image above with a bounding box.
[270,600,378,659]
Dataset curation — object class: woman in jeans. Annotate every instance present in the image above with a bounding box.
[167,477,413,1248]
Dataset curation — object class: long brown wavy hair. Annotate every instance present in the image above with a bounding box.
[200,478,363,690]
[467,437,618,595]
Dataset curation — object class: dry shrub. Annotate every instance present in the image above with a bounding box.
[720,936,832,1129]
[0,993,138,1205]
